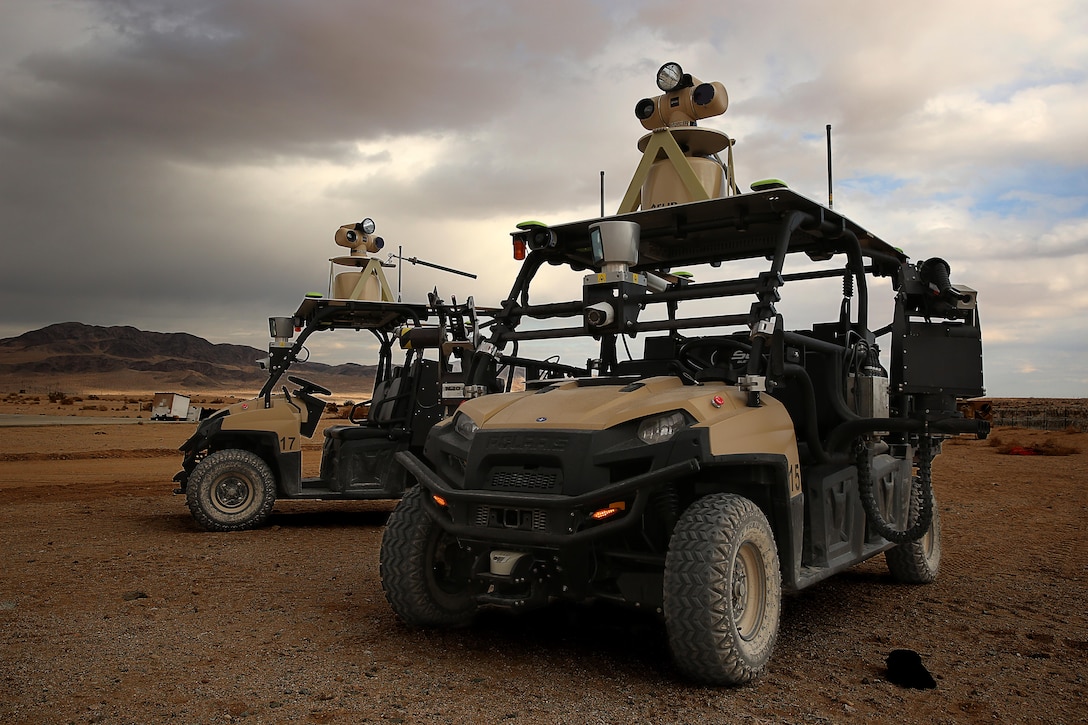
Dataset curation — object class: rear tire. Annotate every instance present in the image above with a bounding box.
[186,449,276,532]
[885,488,942,583]
[380,486,476,627]
[664,493,781,685]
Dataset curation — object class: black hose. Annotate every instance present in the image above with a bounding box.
[826,417,924,453]
[857,437,934,544]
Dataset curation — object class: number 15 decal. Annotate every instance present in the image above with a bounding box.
[788,463,802,496]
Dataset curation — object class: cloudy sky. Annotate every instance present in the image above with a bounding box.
[1,0,1085,397]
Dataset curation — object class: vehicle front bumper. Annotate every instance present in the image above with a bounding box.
[395,450,700,547]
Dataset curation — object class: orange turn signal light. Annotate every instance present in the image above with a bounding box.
[590,501,626,521]
[432,494,448,508]
[513,238,527,260]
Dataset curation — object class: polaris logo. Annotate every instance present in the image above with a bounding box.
[485,433,568,452]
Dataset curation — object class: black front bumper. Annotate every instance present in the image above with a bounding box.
[396,450,700,547]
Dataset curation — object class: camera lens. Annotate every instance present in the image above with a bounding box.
[634,98,656,120]
[693,83,716,106]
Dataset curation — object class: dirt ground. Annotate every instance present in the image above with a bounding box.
[1,398,1086,724]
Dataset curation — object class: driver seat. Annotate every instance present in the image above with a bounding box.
[323,365,415,443]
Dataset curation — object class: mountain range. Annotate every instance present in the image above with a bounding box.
[0,322,376,397]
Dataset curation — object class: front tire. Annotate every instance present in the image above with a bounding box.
[186,449,276,532]
[885,488,942,583]
[380,486,477,627]
[664,493,782,685]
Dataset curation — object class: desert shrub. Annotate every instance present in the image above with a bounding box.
[994,437,1081,456]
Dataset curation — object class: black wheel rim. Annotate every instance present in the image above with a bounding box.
[212,474,254,511]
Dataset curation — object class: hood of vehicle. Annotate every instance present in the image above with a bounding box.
[460,375,753,431]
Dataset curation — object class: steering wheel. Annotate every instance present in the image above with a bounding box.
[677,337,752,380]
[287,375,331,397]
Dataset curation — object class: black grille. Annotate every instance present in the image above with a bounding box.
[472,505,547,531]
[489,470,559,491]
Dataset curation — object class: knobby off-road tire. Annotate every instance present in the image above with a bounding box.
[885,486,942,584]
[380,486,477,628]
[664,493,782,685]
[186,449,276,532]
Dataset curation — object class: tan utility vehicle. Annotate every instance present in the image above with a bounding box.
[379,63,988,684]
[174,219,483,531]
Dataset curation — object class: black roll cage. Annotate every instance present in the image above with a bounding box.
[259,298,431,403]
[467,189,906,402]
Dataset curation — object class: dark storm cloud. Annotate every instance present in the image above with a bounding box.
[0,0,614,163]
[0,0,625,337]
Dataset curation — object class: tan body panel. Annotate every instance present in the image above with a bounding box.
[218,395,305,453]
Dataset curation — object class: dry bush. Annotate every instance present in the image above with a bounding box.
[992,436,1081,456]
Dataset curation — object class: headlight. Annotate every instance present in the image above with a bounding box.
[453,412,479,440]
[656,62,684,92]
[637,411,689,445]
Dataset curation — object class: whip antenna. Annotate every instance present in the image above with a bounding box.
[826,124,834,209]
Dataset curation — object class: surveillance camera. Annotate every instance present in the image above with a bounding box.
[585,301,615,328]
[634,63,728,130]
[335,219,384,254]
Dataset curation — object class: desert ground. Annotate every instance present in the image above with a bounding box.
[1,394,1086,724]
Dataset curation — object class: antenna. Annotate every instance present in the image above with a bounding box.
[390,245,476,301]
[600,171,605,217]
[826,124,834,209]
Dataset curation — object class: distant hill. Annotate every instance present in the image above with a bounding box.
[0,322,376,397]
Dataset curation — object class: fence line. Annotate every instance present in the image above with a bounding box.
[991,409,1088,432]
